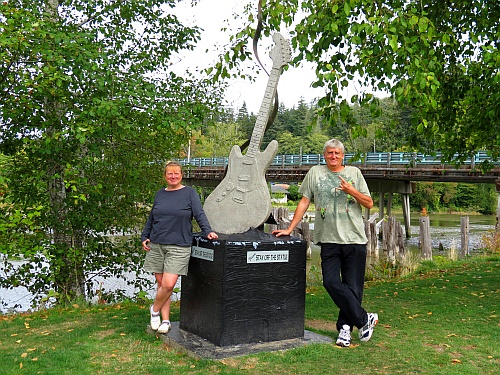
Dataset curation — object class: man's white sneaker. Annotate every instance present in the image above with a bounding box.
[336,324,351,347]
[157,320,171,334]
[150,305,161,331]
[359,313,378,342]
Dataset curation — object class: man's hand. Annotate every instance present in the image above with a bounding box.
[272,228,292,237]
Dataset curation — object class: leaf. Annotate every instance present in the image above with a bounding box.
[418,17,429,33]
[389,37,398,52]
[344,2,351,15]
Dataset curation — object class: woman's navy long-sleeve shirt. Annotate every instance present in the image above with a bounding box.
[141,186,213,247]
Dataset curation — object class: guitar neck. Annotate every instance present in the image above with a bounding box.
[246,66,282,158]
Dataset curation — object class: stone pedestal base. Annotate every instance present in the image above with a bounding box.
[180,229,307,347]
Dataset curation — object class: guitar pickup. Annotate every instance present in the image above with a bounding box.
[233,187,248,204]
[238,175,250,182]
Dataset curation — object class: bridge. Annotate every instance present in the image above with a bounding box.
[180,151,500,237]
[180,151,500,185]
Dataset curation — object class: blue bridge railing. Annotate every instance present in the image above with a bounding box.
[179,151,495,168]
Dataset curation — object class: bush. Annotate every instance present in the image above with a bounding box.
[287,184,301,201]
[480,229,500,254]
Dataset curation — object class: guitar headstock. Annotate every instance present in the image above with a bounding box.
[269,33,291,69]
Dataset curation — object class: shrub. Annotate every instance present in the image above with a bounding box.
[480,229,500,254]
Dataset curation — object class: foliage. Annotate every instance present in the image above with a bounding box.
[0,1,222,306]
[365,258,412,281]
[410,181,497,213]
[220,95,422,157]
[213,0,500,163]
[305,264,323,289]
[481,229,500,254]
[274,131,329,155]
[287,184,301,201]
[194,122,247,158]
[474,184,498,215]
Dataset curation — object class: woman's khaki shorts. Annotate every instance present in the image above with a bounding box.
[143,242,191,275]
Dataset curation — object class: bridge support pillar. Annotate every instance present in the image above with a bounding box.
[401,193,411,238]
[387,193,393,215]
[368,180,413,238]
[379,192,384,219]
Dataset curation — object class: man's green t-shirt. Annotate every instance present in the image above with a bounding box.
[299,165,370,245]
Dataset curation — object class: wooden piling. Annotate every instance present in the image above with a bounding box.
[381,216,405,263]
[419,216,432,260]
[461,216,469,257]
[365,213,379,257]
[381,217,395,263]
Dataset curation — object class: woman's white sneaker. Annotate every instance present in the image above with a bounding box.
[157,320,171,334]
[150,305,161,331]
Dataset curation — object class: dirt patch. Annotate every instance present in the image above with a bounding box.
[305,319,336,332]
[94,328,117,339]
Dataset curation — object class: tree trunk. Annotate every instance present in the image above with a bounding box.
[47,161,86,299]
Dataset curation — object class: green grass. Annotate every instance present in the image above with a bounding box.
[1,255,499,374]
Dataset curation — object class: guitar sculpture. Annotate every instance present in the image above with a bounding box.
[204,33,291,234]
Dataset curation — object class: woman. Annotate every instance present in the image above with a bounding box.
[141,161,218,334]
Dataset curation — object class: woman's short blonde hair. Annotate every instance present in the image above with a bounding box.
[163,161,183,175]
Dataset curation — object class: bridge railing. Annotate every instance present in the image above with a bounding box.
[178,151,496,168]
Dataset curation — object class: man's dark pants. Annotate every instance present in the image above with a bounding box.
[320,243,368,331]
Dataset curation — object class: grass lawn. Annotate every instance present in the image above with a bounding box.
[1,255,499,375]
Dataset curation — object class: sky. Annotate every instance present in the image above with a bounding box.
[170,0,326,114]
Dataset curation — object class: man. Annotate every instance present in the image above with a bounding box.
[273,139,378,347]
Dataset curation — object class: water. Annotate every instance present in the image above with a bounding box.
[1,213,496,313]
[0,259,180,314]
[305,213,496,270]
[395,213,496,252]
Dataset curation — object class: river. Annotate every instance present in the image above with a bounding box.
[305,213,497,269]
[1,213,496,314]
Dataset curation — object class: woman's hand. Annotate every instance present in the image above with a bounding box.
[142,239,151,251]
[207,232,218,240]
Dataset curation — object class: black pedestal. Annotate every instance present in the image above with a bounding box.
[180,229,307,347]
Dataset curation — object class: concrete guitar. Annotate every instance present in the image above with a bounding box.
[204,33,291,234]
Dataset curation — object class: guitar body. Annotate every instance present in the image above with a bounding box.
[204,140,278,234]
[203,33,290,234]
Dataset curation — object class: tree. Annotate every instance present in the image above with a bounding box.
[0,0,222,306]
[275,131,300,154]
[213,0,500,164]
[196,122,247,158]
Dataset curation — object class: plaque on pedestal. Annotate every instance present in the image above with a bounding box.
[180,229,307,347]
